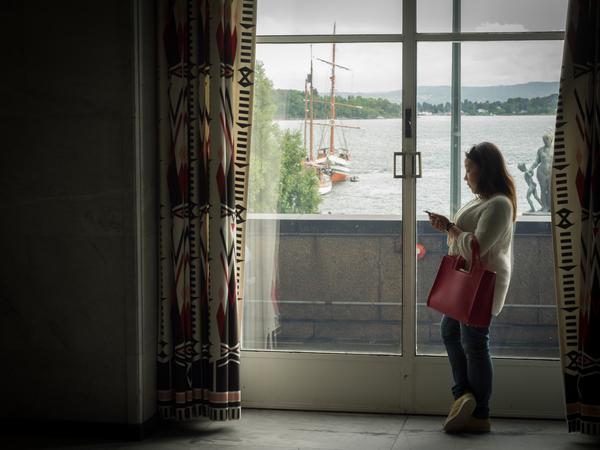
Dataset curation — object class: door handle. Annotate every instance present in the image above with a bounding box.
[394,152,407,178]
[394,151,422,178]
[414,151,422,178]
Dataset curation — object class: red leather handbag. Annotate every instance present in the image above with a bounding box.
[427,236,495,327]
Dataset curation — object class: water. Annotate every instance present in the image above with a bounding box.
[277,115,556,217]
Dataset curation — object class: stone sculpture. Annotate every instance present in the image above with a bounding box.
[529,133,554,212]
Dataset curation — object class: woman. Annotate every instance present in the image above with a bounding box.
[428,142,516,433]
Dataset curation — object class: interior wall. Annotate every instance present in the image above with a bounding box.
[0,0,157,424]
[134,0,159,425]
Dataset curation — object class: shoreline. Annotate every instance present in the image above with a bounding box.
[274,113,557,120]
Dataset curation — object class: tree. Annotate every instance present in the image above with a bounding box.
[248,61,282,213]
[248,61,321,214]
[277,130,321,213]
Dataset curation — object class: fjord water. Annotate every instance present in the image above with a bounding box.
[278,115,556,217]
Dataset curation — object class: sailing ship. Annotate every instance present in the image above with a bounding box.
[303,48,333,195]
[303,24,360,194]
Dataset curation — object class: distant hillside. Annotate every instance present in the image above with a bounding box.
[273,87,557,118]
[338,81,559,105]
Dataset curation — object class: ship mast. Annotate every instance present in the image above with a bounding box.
[304,74,308,155]
[309,46,314,161]
[329,23,337,156]
[313,25,358,163]
[316,24,352,156]
[304,46,315,161]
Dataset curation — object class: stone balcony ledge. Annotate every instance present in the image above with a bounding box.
[244,215,557,357]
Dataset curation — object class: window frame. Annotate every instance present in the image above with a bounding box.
[242,0,567,417]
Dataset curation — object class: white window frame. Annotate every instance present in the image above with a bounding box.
[242,0,566,417]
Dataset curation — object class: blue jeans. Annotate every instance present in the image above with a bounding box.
[441,315,492,419]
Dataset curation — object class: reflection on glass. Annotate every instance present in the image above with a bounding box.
[243,43,403,354]
[257,0,402,35]
[416,41,560,358]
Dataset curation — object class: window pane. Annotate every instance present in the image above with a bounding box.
[461,41,562,87]
[243,43,403,354]
[460,41,562,209]
[416,42,452,218]
[462,0,568,32]
[254,43,403,215]
[418,0,568,33]
[418,0,453,33]
[416,41,562,358]
[257,0,402,35]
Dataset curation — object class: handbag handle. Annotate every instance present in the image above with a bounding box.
[453,235,482,273]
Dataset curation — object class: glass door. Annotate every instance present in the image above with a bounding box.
[413,0,567,416]
[244,42,404,354]
[242,0,568,417]
[242,0,409,413]
[415,40,564,358]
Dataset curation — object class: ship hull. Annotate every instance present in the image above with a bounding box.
[331,172,348,183]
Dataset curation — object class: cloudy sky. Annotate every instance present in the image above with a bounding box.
[255,0,568,92]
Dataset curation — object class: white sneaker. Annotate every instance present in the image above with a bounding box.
[443,392,476,432]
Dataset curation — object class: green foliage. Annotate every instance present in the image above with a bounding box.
[418,94,558,115]
[277,131,321,214]
[419,101,451,114]
[271,88,558,118]
[273,89,401,119]
[248,62,321,214]
[248,62,280,213]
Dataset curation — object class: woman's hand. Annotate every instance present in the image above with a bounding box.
[428,212,451,232]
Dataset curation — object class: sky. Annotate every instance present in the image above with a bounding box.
[255,0,568,92]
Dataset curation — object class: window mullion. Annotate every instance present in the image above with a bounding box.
[450,0,461,215]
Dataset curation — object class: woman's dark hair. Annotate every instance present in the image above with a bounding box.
[466,142,517,222]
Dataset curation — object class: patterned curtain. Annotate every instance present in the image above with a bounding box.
[157,0,257,421]
[551,0,600,435]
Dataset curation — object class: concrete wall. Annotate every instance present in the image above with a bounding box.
[245,218,558,357]
[0,0,157,425]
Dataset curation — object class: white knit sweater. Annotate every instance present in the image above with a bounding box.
[447,194,514,316]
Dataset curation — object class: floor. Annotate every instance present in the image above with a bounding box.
[6,409,600,450]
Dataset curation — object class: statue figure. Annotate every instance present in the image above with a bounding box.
[530,133,554,212]
[518,163,542,212]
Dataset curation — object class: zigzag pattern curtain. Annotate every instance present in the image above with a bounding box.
[157,0,256,421]
[552,0,600,435]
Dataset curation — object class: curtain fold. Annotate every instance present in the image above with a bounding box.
[243,215,281,350]
[157,0,257,421]
[551,0,600,435]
